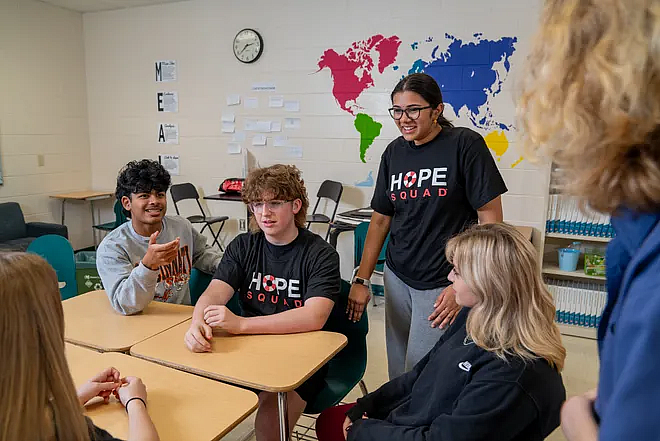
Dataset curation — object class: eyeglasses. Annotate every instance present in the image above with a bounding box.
[388,106,432,120]
[248,200,292,213]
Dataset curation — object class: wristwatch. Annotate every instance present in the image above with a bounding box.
[352,275,371,289]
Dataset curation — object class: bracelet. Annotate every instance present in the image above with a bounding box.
[124,397,146,413]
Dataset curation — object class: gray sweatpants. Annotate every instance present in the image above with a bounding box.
[384,264,448,380]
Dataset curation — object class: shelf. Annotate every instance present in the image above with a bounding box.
[542,265,606,281]
[545,232,612,243]
[557,323,598,340]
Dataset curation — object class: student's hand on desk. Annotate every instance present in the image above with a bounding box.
[116,376,148,411]
[429,285,461,329]
[347,283,371,322]
[561,389,599,441]
[77,366,122,406]
[204,305,245,334]
[184,320,213,352]
[141,231,180,270]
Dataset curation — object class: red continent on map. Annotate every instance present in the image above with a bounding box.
[317,35,401,115]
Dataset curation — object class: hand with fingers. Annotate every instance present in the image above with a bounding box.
[346,283,371,323]
[428,285,461,329]
[116,376,148,411]
[77,366,122,406]
[204,305,245,334]
[141,231,180,271]
[184,320,214,352]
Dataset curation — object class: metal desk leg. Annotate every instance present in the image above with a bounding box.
[61,199,66,225]
[90,199,97,248]
[277,391,290,441]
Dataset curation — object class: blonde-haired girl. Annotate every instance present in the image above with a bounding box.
[316,224,566,441]
[0,252,159,441]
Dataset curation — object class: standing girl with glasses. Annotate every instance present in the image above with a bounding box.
[348,73,508,379]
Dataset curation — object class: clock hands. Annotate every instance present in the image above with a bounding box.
[239,42,255,55]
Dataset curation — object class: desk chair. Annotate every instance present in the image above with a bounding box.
[307,180,343,241]
[189,268,242,315]
[27,235,78,300]
[170,183,229,251]
[93,200,128,234]
[354,222,389,307]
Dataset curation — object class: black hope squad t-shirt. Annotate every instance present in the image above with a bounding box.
[213,228,340,317]
[371,127,507,290]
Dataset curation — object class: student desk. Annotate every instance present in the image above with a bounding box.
[63,290,193,352]
[130,321,347,441]
[66,343,258,441]
[50,190,114,246]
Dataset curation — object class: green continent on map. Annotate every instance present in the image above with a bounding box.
[354,113,382,163]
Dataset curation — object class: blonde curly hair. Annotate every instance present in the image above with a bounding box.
[517,0,660,213]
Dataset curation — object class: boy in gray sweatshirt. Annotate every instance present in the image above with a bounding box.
[97,159,221,315]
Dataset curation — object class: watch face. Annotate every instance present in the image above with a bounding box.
[233,28,263,64]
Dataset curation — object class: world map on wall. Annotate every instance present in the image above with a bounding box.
[317,33,523,169]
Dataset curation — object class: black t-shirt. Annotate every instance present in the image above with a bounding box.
[213,228,340,317]
[371,127,507,289]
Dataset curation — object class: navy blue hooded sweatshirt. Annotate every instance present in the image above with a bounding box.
[346,309,565,441]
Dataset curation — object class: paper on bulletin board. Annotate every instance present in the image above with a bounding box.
[228,143,242,154]
[244,97,259,109]
[233,132,246,142]
[222,122,235,133]
[155,60,176,82]
[252,135,267,146]
[285,146,303,158]
[245,119,257,131]
[158,154,180,175]
[157,91,178,112]
[251,82,276,91]
[273,135,288,147]
[221,113,235,123]
[157,123,179,144]
[256,121,271,133]
[226,94,241,106]
[269,96,284,108]
[284,100,300,112]
[270,121,282,132]
[284,118,301,130]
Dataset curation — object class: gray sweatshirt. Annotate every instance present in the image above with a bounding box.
[97,216,221,315]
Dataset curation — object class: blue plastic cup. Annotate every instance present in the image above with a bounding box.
[558,248,581,272]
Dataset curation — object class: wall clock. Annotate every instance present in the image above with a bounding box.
[233,28,263,64]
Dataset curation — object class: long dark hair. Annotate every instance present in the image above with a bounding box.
[391,73,453,128]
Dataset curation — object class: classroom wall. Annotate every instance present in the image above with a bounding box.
[82,0,548,276]
[0,0,93,249]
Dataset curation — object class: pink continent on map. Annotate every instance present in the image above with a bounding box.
[317,35,401,114]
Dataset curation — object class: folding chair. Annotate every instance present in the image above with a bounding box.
[170,183,229,251]
[307,180,343,241]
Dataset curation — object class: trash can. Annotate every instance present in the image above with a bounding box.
[75,251,104,294]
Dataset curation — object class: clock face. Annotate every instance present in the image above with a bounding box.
[233,29,263,64]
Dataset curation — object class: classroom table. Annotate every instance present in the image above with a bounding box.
[204,192,250,230]
[50,190,114,246]
[66,343,258,441]
[328,207,373,248]
[63,290,193,352]
[130,321,347,441]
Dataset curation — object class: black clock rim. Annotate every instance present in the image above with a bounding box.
[233,28,264,64]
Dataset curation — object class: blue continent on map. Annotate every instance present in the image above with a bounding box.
[408,33,517,131]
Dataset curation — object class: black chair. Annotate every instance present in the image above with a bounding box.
[306,180,343,241]
[170,183,229,251]
[0,202,68,251]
